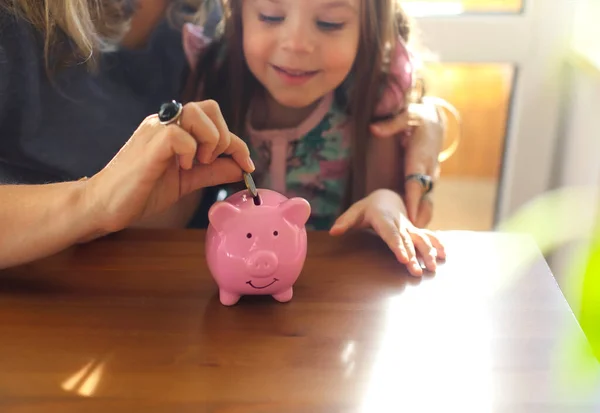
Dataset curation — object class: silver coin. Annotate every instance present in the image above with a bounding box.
[243,172,258,198]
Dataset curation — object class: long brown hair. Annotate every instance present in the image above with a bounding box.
[0,0,208,72]
[185,0,413,205]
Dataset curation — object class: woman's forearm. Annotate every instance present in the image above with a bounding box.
[0,181,102,269]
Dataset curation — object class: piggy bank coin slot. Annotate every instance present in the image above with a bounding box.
[253,193,262,206]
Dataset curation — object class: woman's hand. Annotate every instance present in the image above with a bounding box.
[370,102,444,228]
[85,100,254,234]
[329,189,446,277]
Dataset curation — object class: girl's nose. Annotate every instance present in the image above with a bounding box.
[280,19,315,54]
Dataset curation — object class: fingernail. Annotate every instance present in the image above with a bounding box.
[247,157,255,171]
[329,224,344,235]
[412,262,423,275]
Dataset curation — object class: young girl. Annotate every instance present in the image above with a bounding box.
[182,0,445,276]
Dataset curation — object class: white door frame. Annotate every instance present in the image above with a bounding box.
[408,0,577,224]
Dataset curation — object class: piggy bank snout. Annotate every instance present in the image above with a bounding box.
[246,250,279,277]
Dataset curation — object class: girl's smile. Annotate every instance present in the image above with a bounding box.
[270,64,321,86]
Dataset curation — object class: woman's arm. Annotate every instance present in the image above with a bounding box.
[0,101,254,270]
[368,100,445,228]
[366,26,448,228]
[0,23,103,268]
[0,181,101,269]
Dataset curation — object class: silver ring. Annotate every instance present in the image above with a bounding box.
[405,173,434,195]
[158,100,183,126]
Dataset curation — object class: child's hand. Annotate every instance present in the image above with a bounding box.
[329,189,445,276]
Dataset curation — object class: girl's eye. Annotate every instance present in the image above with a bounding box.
[259,13,284,24]
[317,21,346,31]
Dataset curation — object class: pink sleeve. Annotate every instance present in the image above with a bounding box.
[182,23,213,70]
[374,36,414,118]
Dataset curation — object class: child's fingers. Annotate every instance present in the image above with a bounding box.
[395,236,409,264]
[409,230,438,273]
[399,228,422,276]
[371,218,409,264]
[422,229,446,260]
[329,200,366,236]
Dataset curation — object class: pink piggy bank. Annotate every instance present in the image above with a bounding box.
[205,188,311,306]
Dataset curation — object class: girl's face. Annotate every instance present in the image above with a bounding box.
[242,0,360,109]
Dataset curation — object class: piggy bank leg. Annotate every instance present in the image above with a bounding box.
[273,287,293,303]
[219,290,241,306]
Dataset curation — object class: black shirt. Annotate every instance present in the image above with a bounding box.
[0,11,186,184]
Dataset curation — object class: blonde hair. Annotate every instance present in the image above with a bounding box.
[0,0,208,71]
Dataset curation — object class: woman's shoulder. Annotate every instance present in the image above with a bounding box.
[0,9,38,54]
[0,8,42,55]
[0,10,43,109]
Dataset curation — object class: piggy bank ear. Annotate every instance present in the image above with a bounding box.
[208,202,241,231]
[279,198,311,227]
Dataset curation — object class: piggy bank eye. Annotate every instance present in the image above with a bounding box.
[246,233,252,239]
[273,231,278,237]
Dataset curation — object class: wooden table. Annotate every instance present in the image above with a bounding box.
[1,229,599,412]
